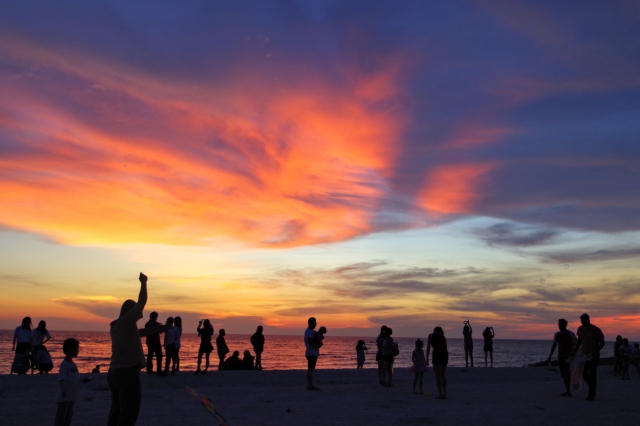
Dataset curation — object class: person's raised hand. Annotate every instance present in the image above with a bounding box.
[139,273,148,284]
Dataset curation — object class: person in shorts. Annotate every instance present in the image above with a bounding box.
[55,338,80,426]
[304,317,320,390]
[546,319,577,396]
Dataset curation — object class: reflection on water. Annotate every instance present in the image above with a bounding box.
[0,330,552,374]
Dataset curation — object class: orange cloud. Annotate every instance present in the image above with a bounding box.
[0,33,405,247]
[419,163,495,214]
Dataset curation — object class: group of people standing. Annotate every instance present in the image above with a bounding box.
[613,335,639,380]
[11,317,54,375]
[143,312,183,376]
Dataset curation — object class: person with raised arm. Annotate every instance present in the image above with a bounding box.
[572,313,605,401]
[107,273,165,426]
[195,319,214,375]
[482,326,495,367]
[462,320,473,368]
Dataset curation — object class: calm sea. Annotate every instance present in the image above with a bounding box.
[0,330,554,374]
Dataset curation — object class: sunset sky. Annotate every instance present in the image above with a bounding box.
[1,1,639,339]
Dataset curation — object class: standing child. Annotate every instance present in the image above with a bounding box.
[355,340,367,368]
[55,338,80,426]
[410,339,428,394]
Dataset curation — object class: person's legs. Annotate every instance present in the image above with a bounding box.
[484,350,488,367]
[164,345,175,374]
[385,358,393,386]
[489,350,493,367]
[583,356,599,399]
[108,367,142,426]
[196,351,203,373]
[419,372,424,393]
[54,401,74,426]
[255,352,262,369]
[464,347,469,367]
[413,372,418,392]
[173,348,180,371]
[433,365,443,397]
[204,353,210,371]
[218,354,225,370]
[559,358,571,394]
[146,344,154,373]
[469,347,474,367]
[441,366,447,397]
[306,356,318,389]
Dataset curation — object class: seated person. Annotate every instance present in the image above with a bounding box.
[313,326,327,348]
[34,345,53,374]
[223,351,243,370]
[92,365,101,373]
[241,350,255,370]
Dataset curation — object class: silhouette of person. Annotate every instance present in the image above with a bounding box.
[107,273,165,426]
[34,344,54,374]
[382,327,395,387]
[313,326,327,348]
[376,325,387,385]
[217,329,230,370]
[618,338,632,380]
[462,320,473,367]
[172,316,182,373]
[482,326,495,367]
[241,350,255,370]
[572,313,605,401]
[250,326,265,370]
[195,319,214,375]
[428,327,448,399]
[144,312,163,374]
[410,339,427,394]
[355,340,367,368]
[31,320,51,354]
[13,317,32,354]
[162,317,176,376]
[613,335,623,376]
[304,317,320,390]
[224,350,242,370]
[546,318,577,396]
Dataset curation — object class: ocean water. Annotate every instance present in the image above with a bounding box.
[0,330,554,374]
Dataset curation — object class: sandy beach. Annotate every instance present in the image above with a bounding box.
[1,367,638,425]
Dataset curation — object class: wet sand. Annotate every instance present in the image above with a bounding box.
[1,367,638,425]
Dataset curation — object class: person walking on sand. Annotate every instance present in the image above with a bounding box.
[428,327,449,399]
[462,320,473,368]
[144,312,163,375]
[382,327,395,388]
[410,339,428,394]
[54,338,80,426]
[304,317,320,390]
[216,329,230,370]
[482,326,495,367]
[546,318,577,397]
[572,313,605,401]
[376,325,387,385]
[107,273,165,426]
[195,319,214,375]
[250,326,265,370]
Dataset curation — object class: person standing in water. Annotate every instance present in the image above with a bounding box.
[546,319,577,397]
[572,313,605,401]
[107,273,165,426]
[482,327,495,367]
[250,326,265,370]
[462,320,473,368]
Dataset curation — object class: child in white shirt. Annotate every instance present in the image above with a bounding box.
[55,338,80,426]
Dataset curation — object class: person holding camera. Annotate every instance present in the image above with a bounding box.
[195,319,214,375]
[462,320,473,368]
